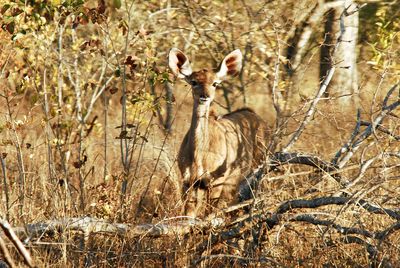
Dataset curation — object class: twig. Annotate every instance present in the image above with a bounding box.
[266,21,284,154]
[118,0,137,221]
[283,64,335,152]
[0,220,34,268]
[283,4,363,152]
[83,61,114,122]
[2,94,26,220]
[339,152,380,190]
[332,109,362,165]
[0,234,16,268]
[277,196,400,220]
[292,214,373,237]
[341,236,379,261]
[0,154,10,222]
[360,121,400,140]
[335,84,399,168]
[239,151,339,201]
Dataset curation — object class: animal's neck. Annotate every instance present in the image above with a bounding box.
[189,102,210,167]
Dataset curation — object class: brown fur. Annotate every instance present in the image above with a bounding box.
[169,48,269,217]
[178,72,268,217]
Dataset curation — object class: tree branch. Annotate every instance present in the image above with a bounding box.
[0,220,34,268]
[283,3,365,152]
[334,84,399,168]
[0,234,16,268]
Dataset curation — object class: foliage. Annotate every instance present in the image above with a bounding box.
[361,2,400,75]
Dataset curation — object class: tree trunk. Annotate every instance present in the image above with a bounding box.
[320,1,359,107]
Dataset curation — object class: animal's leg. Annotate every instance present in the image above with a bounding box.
[209,168,242,212]
[185,188,206,218]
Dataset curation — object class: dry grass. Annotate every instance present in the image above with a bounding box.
[1,73,399,267]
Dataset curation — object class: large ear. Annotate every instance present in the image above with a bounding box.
[216,49,242,80]
[168,48,192,78]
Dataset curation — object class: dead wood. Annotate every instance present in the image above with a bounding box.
[1,193,398,267]
[4,197,397,241]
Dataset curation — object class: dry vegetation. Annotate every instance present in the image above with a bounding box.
[0,0,399,267]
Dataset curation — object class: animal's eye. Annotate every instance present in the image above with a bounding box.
[212,82,219,88]
[190,80,198,86]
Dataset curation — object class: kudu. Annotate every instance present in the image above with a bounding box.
[169,48,268,217]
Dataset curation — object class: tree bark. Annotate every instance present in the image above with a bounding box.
[320,0,359,107]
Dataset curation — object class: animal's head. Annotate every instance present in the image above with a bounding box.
[168,48,242,105]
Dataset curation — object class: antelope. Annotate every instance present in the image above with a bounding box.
[169,48,268,218]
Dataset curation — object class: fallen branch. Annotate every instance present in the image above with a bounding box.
[1,194,398,268]
[195,195,400,257]
[9,198,396,243]
[10,217,202,241]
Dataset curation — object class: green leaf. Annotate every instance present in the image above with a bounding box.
[113,0,121,9]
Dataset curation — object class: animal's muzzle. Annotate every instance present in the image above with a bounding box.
[199,94,210,104]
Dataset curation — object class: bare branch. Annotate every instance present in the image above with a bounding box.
[375,221,400,242]
[0,220,34,268]
[360,121,400,141]
[292,214,373,238]
[0,153,10,222]
[277,196,400,220]
[282,65,335,152]
[0,234,16,268]
[283,4,365,152]
[195,194,400,258]
[341,236,379,261]
[335,84,399,168]
[6,217,207,241]
[332,109,362,165]
[270,152,337,172]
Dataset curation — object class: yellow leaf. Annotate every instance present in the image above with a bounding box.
[51,0,62,6]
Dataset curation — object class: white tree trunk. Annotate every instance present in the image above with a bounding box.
[321,0,359,107]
